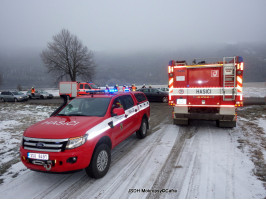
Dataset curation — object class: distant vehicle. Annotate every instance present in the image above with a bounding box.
[0,91,28,102]
[138,88,168,103]
[59,82,100,99]
[26,90,54,99]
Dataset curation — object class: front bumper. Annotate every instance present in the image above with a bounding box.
[20,144,93,172]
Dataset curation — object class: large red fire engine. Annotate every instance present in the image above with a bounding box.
[168,56,244,128]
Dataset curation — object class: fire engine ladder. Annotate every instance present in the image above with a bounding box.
[222,57,236,101]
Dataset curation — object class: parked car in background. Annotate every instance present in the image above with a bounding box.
[26,90,54,99]
[157,87,169,93]
[0,91,28,102]
[137,88,168,103]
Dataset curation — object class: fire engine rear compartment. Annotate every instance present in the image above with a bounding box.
[169,57,244,128]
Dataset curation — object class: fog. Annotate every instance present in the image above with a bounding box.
[0,0,266,89]
[1,0,266,52]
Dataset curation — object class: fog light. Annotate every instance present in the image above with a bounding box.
[67,157,77,164]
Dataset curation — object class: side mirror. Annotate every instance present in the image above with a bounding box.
[112,108,125,116]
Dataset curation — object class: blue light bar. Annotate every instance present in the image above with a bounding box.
[108,89,118,93]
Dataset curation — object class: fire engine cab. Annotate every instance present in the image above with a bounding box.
[59,82,100,98]
[20,90,150,178]
[168,56,244,128]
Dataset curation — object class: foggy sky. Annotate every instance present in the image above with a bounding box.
[1,0,266,53]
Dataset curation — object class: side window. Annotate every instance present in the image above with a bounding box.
[134,93,147,103]
[121,95,135,110]
[80,84,84,89]
[150,89,157,93]
[84,84,91,89]
[2,92,7,95]
[143,89,149,93]
[111,97,123,113]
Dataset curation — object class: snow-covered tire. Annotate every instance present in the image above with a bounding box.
[85,144,111,179]
[162,96,168,103]
[1,98,5,102]
[14,98,18,102]
[136,118,148,139]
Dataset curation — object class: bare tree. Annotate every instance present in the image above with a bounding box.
[41,29,95,82]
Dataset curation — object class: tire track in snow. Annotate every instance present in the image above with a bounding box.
[147,124,198,199]
[66,125,168,199]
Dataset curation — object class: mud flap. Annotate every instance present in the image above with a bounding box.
[217,120,236,128]
[173,118,189,126]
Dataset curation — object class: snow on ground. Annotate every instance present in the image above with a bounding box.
[0,103,57,184]
[0,103,265,198]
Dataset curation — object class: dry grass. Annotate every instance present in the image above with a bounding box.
[237,105,266,188]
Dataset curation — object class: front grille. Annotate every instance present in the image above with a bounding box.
[23,137,68,152]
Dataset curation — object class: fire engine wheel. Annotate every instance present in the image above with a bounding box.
[162,97,168,103]
[217,120,236,128]
[136,118,148,139]
[85,143,111,179]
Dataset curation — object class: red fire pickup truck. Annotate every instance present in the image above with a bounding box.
[20,91,150,178]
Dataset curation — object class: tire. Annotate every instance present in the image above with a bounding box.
[85,144,111,179]
[40,95,44,99]
[1,98,5,102]
[136,118,148,139]
[14,98,18,102]
[162,96,168,103]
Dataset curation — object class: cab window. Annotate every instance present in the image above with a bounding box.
[80,84,84,89]
[120,95,134,110]
[134,93,147,103]
[84,84,91,89]
[111,97,123,115]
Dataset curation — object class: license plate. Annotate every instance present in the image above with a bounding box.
[27,153,49,160]
[177,99,187,104]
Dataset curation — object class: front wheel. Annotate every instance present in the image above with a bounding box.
[85,144,111,179]
[14,98,18,102]
[136,118,148,139]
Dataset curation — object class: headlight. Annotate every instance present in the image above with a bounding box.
[66,134,87,149]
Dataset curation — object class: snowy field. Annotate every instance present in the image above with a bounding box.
[0,102,265,198]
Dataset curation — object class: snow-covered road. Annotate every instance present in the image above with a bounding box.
[0,103,265,198]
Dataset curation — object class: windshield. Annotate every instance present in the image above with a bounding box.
[12,92,19,95]
[57,97,111,117]
[90,84,98,89]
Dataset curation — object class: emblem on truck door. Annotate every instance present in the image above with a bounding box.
[211,70,219,77]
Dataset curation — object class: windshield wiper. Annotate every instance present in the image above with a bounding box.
[67,114,87,116]
[57,114,67,116]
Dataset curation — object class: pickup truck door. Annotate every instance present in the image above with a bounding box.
[110,97,129,146]
[120,94,139,137]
